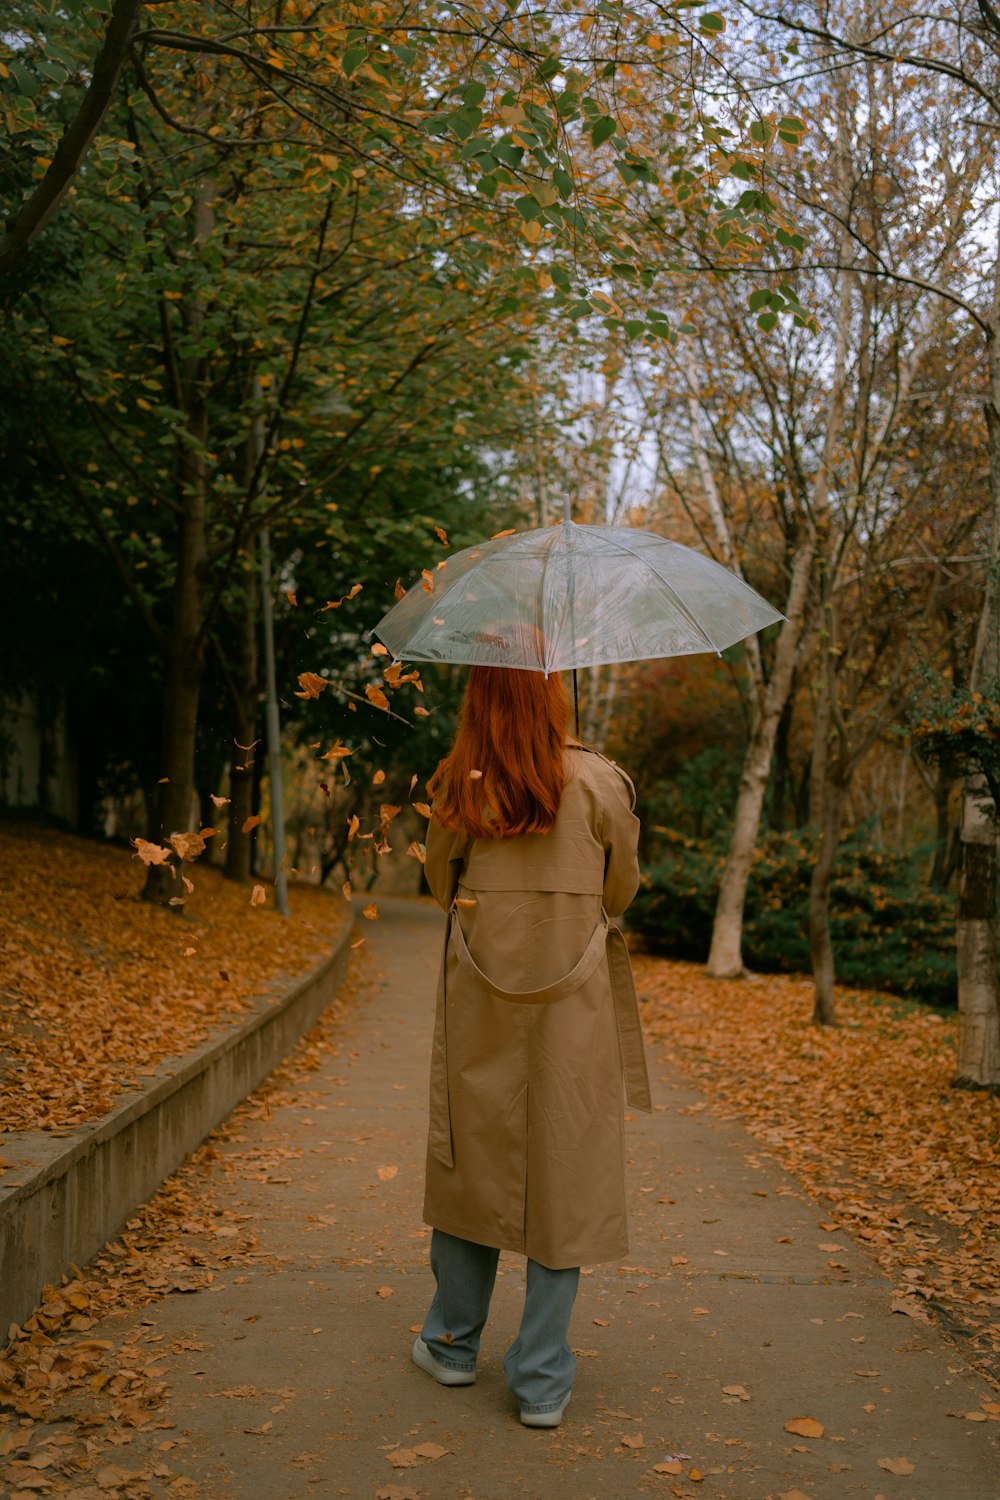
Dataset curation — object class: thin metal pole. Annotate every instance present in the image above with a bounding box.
[256,403,289,916]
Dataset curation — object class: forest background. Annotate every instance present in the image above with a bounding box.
[3,0,1000,1090]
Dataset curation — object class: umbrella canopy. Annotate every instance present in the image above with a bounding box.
[370,521,783,674]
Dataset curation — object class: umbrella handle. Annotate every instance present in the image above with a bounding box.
[572,668,580,739]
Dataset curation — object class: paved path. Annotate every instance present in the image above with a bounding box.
[64,898,998,1499]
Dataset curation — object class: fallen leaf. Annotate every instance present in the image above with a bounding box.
[386,1449,418,1469]
[377,1488,420,1500]
[722,1384,751,1400]
[784,1417,824,1439]
[621,1433,644,1448]
[878,1457,915,1476]
[377,1166,398,1181]
[376,1287,394,1299]
[779,1490,815,1500]
[654,1460,683,1475]
[413,1442,448,1460]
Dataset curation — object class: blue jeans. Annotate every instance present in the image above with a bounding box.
[421,1229,580,1414]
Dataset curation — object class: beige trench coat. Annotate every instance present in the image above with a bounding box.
[422,743,651,1270]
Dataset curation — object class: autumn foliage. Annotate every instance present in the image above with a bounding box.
[0,825,349,1132]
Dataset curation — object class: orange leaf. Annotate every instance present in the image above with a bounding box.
[491,527,516,539]
[394,578,406,600]
[241,815,261,834]
[294,672,328,699]
[371,642,389,656]
[435,527,449,546]
[878,1457,915,1476]
[132,838,172,867]
[373,769,386,785]
[362,903,379,921]
[406,842,426,864]
[365,684,390,711]
[413,802,432,818]
[784,1417,824,1439]
[250,885,266,906]
[286,591,298,607]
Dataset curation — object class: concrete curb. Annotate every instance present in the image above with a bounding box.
[0,917,355,1339]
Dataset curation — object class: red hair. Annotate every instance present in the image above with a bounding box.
[429,666,569,839]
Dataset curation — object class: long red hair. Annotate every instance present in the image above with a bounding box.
[429,666,569,839]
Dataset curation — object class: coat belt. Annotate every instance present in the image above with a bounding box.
[428,910,652,1169]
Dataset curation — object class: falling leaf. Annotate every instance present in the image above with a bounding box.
[373,769,386,785]
[394,579,406,600]
[351,937,365,950]
[413,706,430,717]
[346,583,363,599]
[784,1417,824,1439]
[210,794,230,807]
[132,838,172,867]
[377,1166,398,1181]
[347,815,360,840]
[241,815,261,835]
[878,1457,915,1476]
[469,769,483,780]
[294,672,328,699]
[420,569,434,594]
[413,802,431,818]
[365,684,390,711]
[322,740,353,762]
[250,885,266,907]
[435,527,449,546]
[286,591,298,607]
[362,903,378,921]
[342,882,352,901]
[406,842,426,864]
[491,527,516,539]
[371,642,389,656]
[455,897,478,909]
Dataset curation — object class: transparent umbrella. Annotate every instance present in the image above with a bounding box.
[370,521,783,713]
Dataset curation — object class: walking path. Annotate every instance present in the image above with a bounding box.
[30,897,998,1499]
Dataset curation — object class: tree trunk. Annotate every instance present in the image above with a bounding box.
[809,767,846,1026]
[142,187,213,903]
[705,537,815,975]
[954,296,1000,1085]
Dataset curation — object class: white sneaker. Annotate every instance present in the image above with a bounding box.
[411,1337,476,1386]
[520,1391,572,1428]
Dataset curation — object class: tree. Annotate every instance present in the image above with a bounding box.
[744,0,1000,1076]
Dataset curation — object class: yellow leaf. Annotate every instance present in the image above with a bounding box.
[362,902,379,921]
[250,885,266,906]
[51,334,73,347]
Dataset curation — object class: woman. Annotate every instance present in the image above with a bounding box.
[411,663,651,1427]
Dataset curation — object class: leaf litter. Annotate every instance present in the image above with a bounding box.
[0,948,371,1495]
[635,955,1000,1386]
[0,824,350,1132]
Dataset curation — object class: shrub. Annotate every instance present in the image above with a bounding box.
[630,829,957,1007]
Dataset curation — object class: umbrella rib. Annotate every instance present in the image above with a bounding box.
[594,531,727,653]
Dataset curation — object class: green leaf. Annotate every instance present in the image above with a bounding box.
[776,227,805,252]
[515,195,542,221]
[553,167,574,200]
[566,299,593,319]
[749,119,775,147]
[699,12,726,32]
[550,266,572,291]
[463,81,487,106]
[492,140,523,167]
[729,159,753,181]
[342,43,366,78]
[536,54,561,81]
[624,319,647,338]
[756,311,778,333]
[748,288,771,313]
[591,116,617,147]
[10,61,40,97]
[713,223,732,249]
